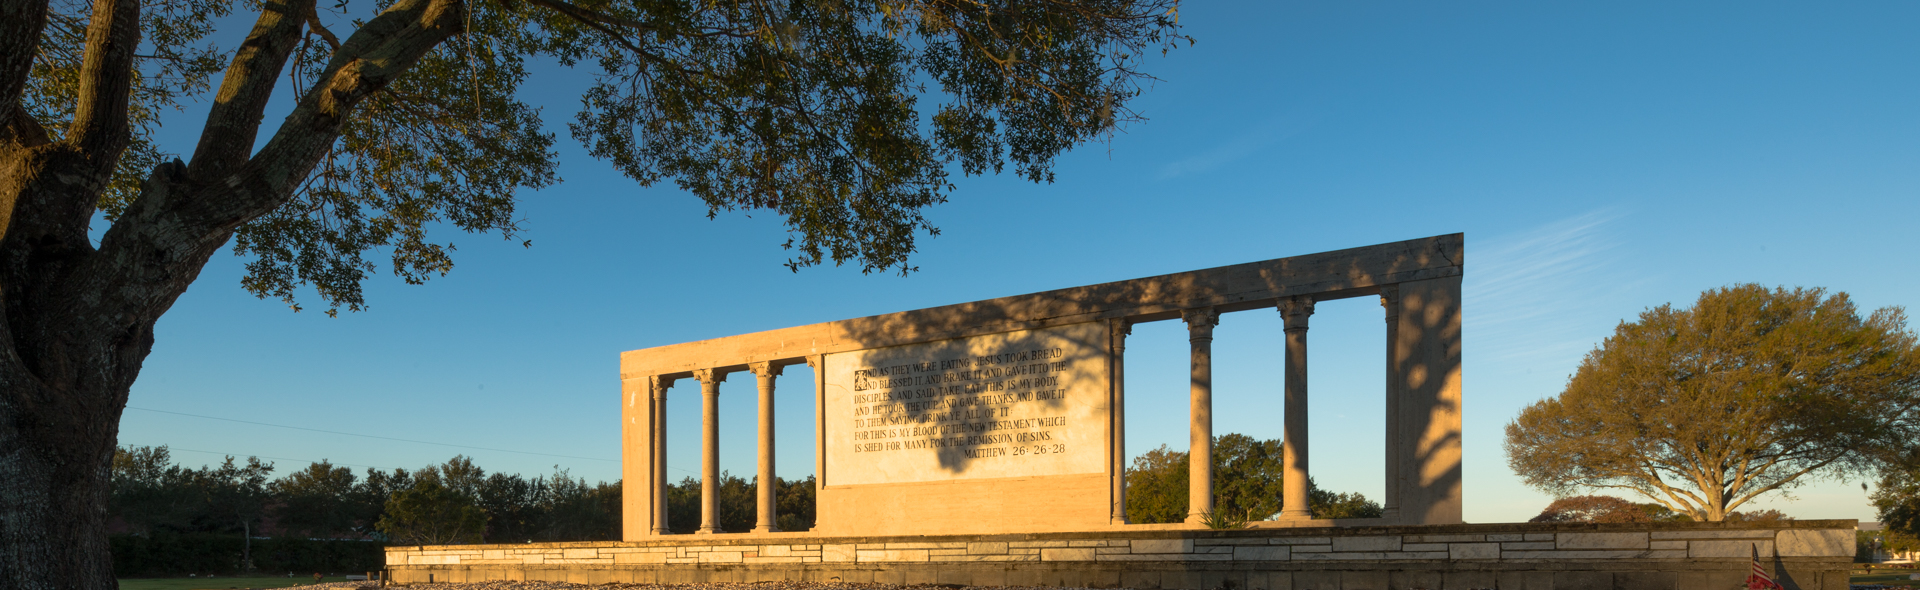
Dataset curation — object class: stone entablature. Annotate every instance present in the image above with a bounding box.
[385,521,1856,590]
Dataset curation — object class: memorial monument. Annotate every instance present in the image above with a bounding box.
[386,234,1857,590]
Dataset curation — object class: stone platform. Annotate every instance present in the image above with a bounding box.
[384,520,1854,590]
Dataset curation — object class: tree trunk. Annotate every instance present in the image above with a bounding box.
[0,407,123,590]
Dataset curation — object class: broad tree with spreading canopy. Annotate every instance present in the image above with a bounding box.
[1505,284,1920,522]
[0,0,1187,586]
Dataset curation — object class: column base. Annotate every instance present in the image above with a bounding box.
[751,526,781,533]
[650,528,673,536]
[1279,509,1312,519]
[696,527,722,535]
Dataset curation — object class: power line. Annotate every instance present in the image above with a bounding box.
[159,447,397,472]
[126,406,617,463]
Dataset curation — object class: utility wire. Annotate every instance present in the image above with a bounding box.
[126,406,617,463]
[160,447,397,471]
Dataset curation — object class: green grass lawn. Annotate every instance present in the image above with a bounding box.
[118,576,363,590]
[1853,568,1920,588]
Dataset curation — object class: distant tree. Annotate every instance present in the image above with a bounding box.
[1214,434,1287,521]
[109,446,195,534]
[1874,463,1920,540]
[1124,436,1380,523]
[776,476,817,533]
[540,468,618,542]
[475,472,545,543]
[188,456,276,570]
[377,479,485,545]
[1528,495,1686,523]
[1125,445,1191,524]
[1506,285,1920,521]
[352,468,415,539]
[1308,479,1383,520]
[272,461,358,539]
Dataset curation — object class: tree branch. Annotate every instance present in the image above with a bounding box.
[185,0,315,182]
[66,0,141,163]
[0,0,51,108]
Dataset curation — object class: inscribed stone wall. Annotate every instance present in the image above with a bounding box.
[821,322,1109,486]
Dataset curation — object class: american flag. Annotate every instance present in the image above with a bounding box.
[1747,543,1782,590]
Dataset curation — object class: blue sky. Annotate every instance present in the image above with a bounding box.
[116,1,1919,524]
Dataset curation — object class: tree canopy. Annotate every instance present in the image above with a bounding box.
[1,0,1187,586]
[1505,284,1920,521]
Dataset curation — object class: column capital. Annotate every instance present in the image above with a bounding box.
[1109,318,1133,352]
[1279,296,1315,331]
[1181,307,1219,340]
[749,361,784,378]
[693,368,726,387]
[804,354,823,369]
[649,375,673,400]
[1379,285,1401,321]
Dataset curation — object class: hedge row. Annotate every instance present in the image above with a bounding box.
[110,534,386,577]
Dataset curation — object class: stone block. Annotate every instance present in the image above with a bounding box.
[1010,540,1072,548]
[1449,543,1499,560]
[856,549,928,562]
[1341,570,1388,590]
[1330,535,1401,552]
[1524,533,1554,541]
[1132,538,1194,553]
[613,552,666,564]
[1293,552,1386,560]
[697,551,742,563]
[1487,533,1524,542]
[742,556,803,564]
[1691,539,1773,558]
[1386,551,1451,559]
[1613,571,1677,589]
[1041,547,1096,561]
[821,544,855,562]
[1443,570,1496,590]
[1501,541,1556,550]
[1401,542,1448,551]
[1232,545,1289,561]
[1069,539,1109,547]
[1651,529,1774,540]
[1272,536,1332,545]
[1557,532,1648,549]
[562,548,597,559]
[883,542,948,549]
[1553,571,1612,590]
[966,541,1008,554]
[1290,544,1331,553]
[1292,570,1340,590]
[1096,546,1131,554]
[928,553,1038,562]
[1119,570,1161,589]
[1495,571,1553,590]
[1390,570,1442,590]
[759,545,792,557]
[1408,533,1486,543]
[1650,540,1686,550]
[1196,545,1234,554]
[1197,537,1268,545]
[1777,529,1852,557]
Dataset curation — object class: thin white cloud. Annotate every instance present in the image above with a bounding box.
[1466,209,1646,368]
[1157,114,1310,179]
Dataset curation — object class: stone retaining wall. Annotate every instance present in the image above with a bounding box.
[385,520,1855,590]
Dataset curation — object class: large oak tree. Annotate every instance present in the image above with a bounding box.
[1505,285,1920,521]
[0,0,1186,586]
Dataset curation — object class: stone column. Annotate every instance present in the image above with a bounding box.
[1279,297,1315,519]
[1380,286,1402,522]
[1181,307,1218,524]
[1109,318,1132,524]
[694,368,725,534]
[806,355,825,499]
[749,362,782,533]
[650,376,672,535]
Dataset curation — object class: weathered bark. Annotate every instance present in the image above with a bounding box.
[0,0,466,585]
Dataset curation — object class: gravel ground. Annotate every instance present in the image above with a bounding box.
[304,583,1094,590]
